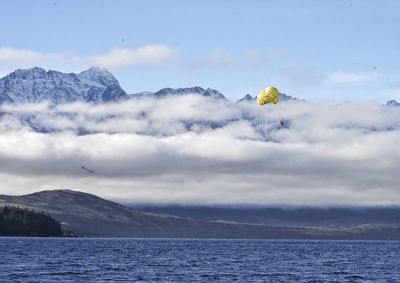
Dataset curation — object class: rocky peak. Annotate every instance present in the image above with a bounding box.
[78,66,118,87]
[153,86,226,100]
[0,67,126,104]
[384,100,400,107]
[237,94,255,103]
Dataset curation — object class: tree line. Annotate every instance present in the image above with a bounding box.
[0,206,63,236]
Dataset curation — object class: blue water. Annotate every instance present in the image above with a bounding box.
[0,238,399,282]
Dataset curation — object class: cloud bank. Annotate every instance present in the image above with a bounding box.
[0,96,399,205]
[327,72,373,84]
[0,45,175,71]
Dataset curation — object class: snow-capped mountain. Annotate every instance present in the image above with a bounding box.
[384,100,400,107]
[0,67,127,104]
[236,94,255,103]
[132,86,226,100]
[280,93,299,102]
[0,66,397,139]
[236,93,299,103]
[1,67,308,105]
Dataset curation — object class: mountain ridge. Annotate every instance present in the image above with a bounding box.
[384,100,400,107]
[0,67,398,135]
[236,93,299,103]
[0,67,296,104]
[130,86,227,100]
[131,204,400,228]
[1,66,398,105]
[1,189,400,239]
[0,67,127,104]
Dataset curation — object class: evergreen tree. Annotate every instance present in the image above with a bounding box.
[0,206,62,236]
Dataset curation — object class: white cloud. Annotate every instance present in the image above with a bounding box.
[204,48,235,65]
[244,48,286,63]
[385,87,400,100]
[92,45,175,69]
[0,96,400,205]
[0,47,42,62]
[279,66,317,81]
[328,72,372,84]
[190,48,286,68]
[0,45,175,71]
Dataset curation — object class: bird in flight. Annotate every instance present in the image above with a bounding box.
[81,166,95,174]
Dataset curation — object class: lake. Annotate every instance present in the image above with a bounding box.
[0,238,399,282]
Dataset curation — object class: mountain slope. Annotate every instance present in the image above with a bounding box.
[384,100,400,107]
[0,189,309,238]
[0,189,399,239]
[0,67,310,106]
[237,93,299,103]
[132,86,226,100]
[132,205,400,228]
[236,94,255,103]
[0,67,127,104]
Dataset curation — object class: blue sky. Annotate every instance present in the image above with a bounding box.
[0,0,399,101]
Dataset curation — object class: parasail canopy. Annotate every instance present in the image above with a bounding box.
[257,86,280,106]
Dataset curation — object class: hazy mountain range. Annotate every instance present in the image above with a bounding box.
[1,189,399,239]
[0,67,302,134]
[0,67,227,104]
[0,67,397,135]
[0,67,302,104]
[132,204,400,228]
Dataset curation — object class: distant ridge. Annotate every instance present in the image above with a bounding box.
[236,94,255,103]
[1,189,400,239]
[1,67,399,105]
[384,100,400,107]
[132,86,226,100]
[236,93,299,103]
[0,67,397,135]
[0,67,307,104]
[132,204,400,228]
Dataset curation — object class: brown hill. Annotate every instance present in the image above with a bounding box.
[1,189,399,239]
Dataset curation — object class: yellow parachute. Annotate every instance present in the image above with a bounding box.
[257,86,280,106]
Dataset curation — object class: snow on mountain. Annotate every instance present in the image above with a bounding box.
[0,66,326,136]
[154,86,226,100]
[236,93,299,103]
[280,93,299,101]
[132,86,226,100]
[236,94,255,103]
[0,67,127,104]
[384,100,400,107]
[78,66,118,86]
[1,67,308,105]
[128,91,154,98]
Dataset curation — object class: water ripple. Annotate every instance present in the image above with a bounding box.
[0,238,399,282]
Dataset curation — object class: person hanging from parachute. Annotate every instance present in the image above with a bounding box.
[256,86,288,128]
